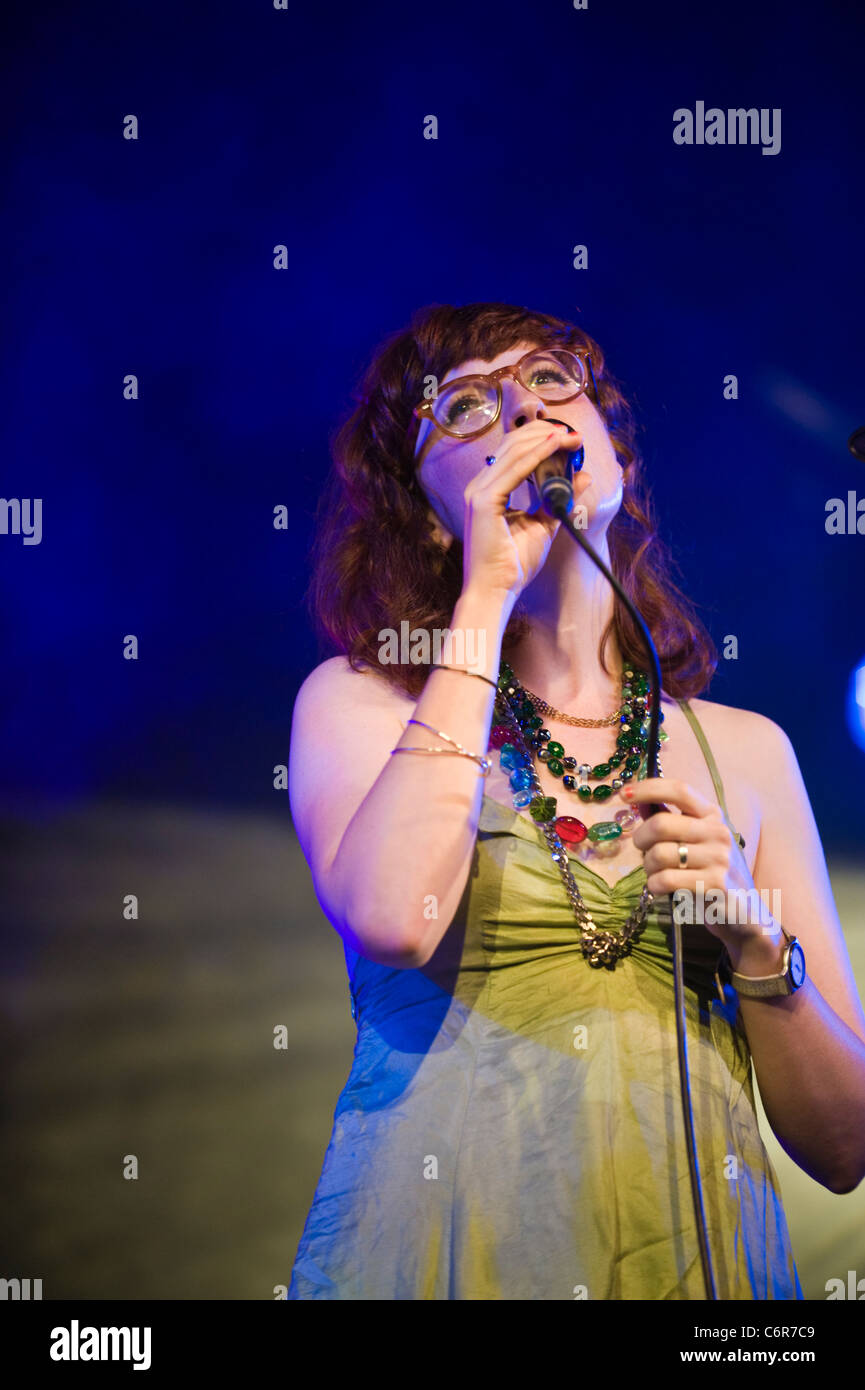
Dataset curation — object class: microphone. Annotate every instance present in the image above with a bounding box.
[526,417,584,517]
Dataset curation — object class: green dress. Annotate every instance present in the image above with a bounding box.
[287,699,802,1300]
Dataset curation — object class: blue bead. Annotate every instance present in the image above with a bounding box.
[509,769,533,790]
[499,743,518,770]
[512,790,533,808]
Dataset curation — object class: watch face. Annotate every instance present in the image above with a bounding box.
[789,942,806,989]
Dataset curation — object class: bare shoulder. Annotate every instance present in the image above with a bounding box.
[665,693,800,868]
[674,693,793,768]
[289,655,415,879]
[294,653,411,719]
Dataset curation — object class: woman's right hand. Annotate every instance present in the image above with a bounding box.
[461,420,592,603]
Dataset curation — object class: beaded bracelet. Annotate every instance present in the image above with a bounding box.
[429,662,499,691]
[389,717,492,776]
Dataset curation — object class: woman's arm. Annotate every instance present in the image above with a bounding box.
[288,588,514,969]
[630,708,865,1195]
[722,712,865,1195]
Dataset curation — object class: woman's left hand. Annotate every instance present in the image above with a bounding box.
[626,777,762,948]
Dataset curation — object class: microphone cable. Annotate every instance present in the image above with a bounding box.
[539,465,718,1301]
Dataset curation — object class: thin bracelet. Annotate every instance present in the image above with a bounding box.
[429,662,499,691]
[389,717,492,776]
[391,746,492,777]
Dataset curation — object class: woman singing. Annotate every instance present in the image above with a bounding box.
[286,301,865,1300]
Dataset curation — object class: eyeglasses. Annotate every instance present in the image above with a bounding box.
[412,346,598,442]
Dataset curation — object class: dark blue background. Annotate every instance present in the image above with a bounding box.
[2,0,864,848]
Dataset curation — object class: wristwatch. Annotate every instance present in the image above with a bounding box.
[715,925,806,999]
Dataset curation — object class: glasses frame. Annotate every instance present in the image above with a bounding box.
[411,346,599,442]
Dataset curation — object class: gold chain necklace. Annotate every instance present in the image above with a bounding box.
[516,683,622,728]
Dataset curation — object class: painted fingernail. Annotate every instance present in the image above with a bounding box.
[623,788,634,799]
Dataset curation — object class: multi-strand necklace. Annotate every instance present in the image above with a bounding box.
[489,660,669,968]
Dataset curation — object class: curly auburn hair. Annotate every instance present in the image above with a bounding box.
[305,301,718,700]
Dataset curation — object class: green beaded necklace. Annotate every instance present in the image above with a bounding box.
[524,664,661,783]
[490,660,672,965]
[492,660,669,856]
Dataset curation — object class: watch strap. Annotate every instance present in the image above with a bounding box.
[727,926,799,997]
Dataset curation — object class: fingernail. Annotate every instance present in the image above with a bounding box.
[623,788,633,799]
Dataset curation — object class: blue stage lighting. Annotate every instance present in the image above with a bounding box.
[848,658,865,753]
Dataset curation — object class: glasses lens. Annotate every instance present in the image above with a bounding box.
[432,379,498,437]
[429,350,587,437]
[519,349,586,399]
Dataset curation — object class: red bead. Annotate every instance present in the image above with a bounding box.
[488,724,512,749]
[555,816,587,844]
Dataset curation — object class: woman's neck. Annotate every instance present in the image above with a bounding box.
[506,528,624,717]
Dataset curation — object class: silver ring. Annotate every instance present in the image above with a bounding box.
[677,843,688,868]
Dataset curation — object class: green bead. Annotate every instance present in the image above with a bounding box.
[547,741,564,759]
[592,785,613,801]
[616,731,633,749]
[624,754,641,771]
[529,716,543,730]
[577,786,593,801]
[529,795,557,822]
[608,755,623,768]
[587,820,622,842]
[547,758,564,777]
[591,763,611,778]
